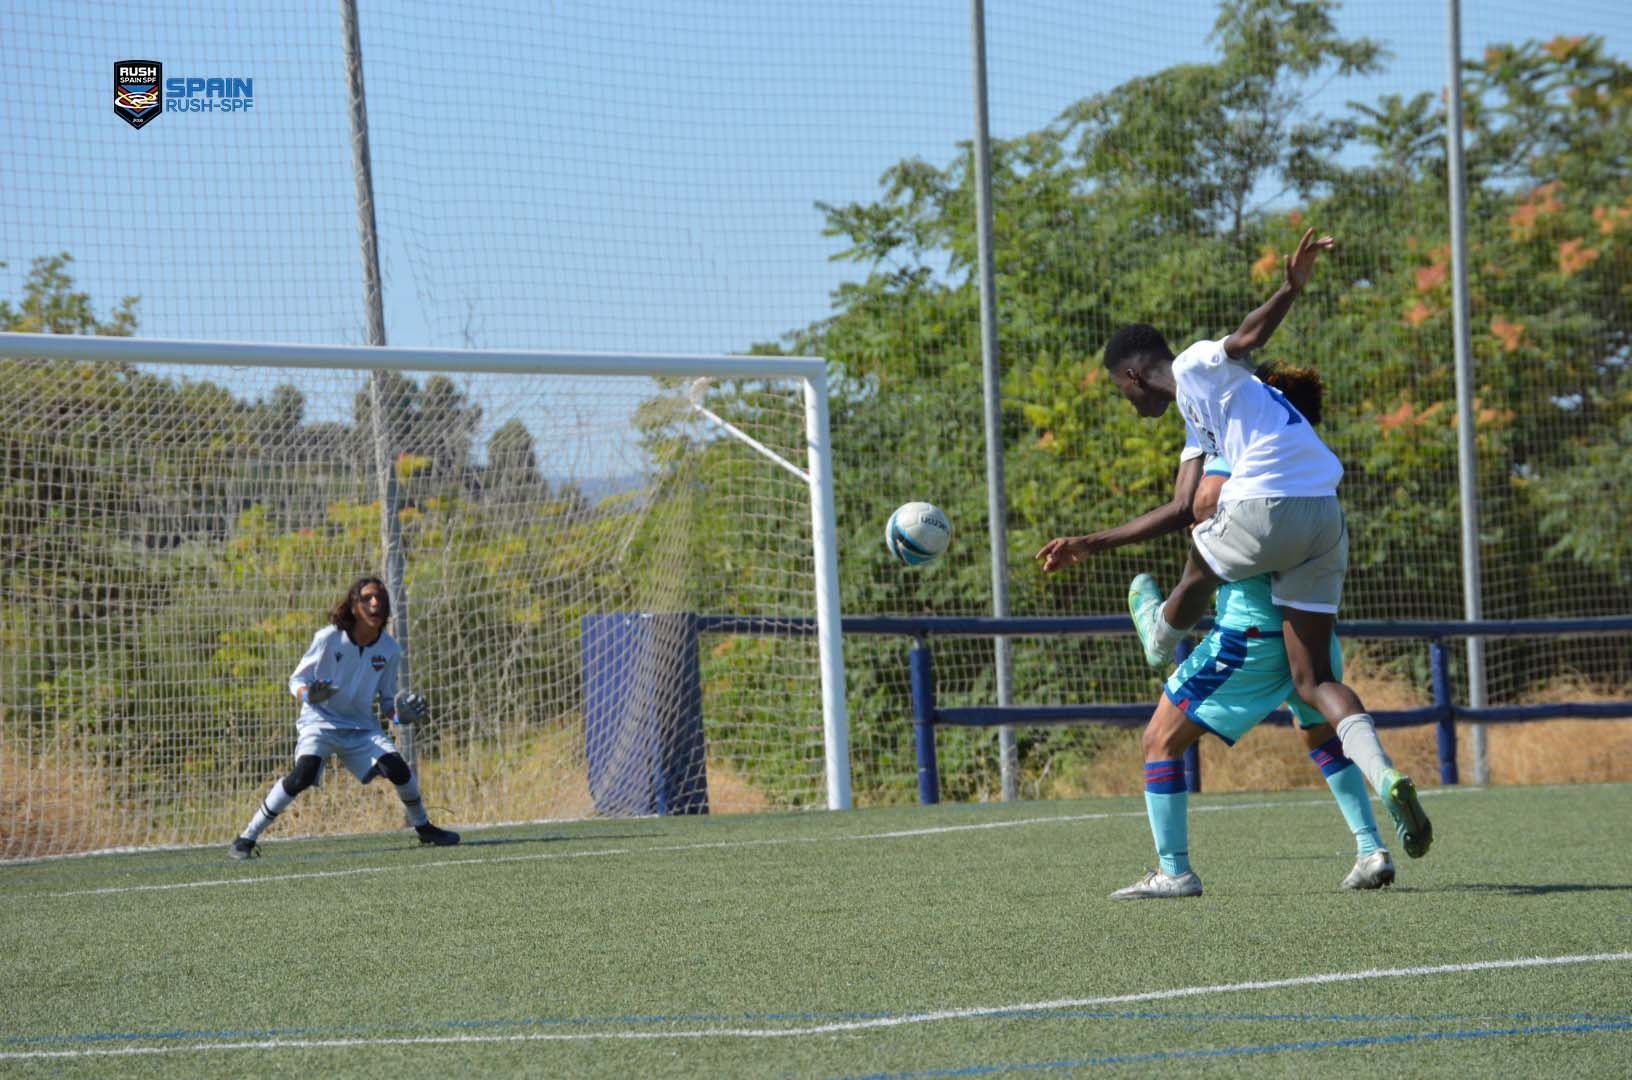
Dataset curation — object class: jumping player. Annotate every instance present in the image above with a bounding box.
[1040,366,1401,894]
[1084,229,1430,892]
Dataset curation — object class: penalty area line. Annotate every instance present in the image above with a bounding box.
[1,951,1627,1061]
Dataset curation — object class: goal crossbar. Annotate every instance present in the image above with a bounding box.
[0,332,830,380]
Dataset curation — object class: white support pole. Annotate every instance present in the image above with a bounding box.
[1444,0,1489,784]
[805,370,854,811]
[970,0,1019,801]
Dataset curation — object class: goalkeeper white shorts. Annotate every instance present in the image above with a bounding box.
[294,727,398,783]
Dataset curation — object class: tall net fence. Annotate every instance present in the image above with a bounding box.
[4,1,1629,850]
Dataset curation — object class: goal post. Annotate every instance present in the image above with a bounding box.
[0,331,850,859]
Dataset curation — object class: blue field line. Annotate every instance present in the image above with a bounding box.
[8,1008,1628,1049]
[837,1019,1632,1079]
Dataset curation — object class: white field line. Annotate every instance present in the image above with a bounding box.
[31,789,1474,900]
[3,783,1498,869]
[1,951,1627,1061]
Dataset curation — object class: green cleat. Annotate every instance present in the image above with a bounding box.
[1379,769,1433,858]
[1127,573,1169,669]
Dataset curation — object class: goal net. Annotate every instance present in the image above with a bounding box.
[0,333,847,859]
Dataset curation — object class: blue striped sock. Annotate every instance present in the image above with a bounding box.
[1311,737,1384,856]
[1144,759,1190,876]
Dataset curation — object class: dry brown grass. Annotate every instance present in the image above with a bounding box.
[6,662,1627,860]
[0,745,120,859]
[1071,659,1632,796]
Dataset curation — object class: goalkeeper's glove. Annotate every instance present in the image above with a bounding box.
[305,679,338,705]
[395,692,429,724]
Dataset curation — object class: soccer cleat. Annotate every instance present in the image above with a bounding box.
[1341,849,1396,890]
[415,823,461,847]
[1379,769,1433,859]
[1109,868,1203,900]
[228,837,260,861]
[1127,573,1170,668]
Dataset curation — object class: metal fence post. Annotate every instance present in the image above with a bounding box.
[1431,640,1459,785]
[1444,0,1489,785]
[910,637,940,805]
[969,0,1018,802]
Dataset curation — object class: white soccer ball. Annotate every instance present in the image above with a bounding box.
[885,502,952,566]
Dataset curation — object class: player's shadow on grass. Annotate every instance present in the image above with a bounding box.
[1448,882,1632,896]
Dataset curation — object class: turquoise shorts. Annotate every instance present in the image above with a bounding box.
[1163,628,1344,745]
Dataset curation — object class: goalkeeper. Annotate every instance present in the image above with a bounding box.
[229,576,460,860]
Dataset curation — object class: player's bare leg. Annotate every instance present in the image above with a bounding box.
[1284,608,1431,858]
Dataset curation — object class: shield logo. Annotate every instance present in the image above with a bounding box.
[115,61,163,129]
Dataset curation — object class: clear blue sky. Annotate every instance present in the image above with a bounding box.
[4,1,1626,461]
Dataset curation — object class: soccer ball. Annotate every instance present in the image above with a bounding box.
[885,502,952,566]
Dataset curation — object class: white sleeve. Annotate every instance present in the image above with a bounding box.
[289,628,329,698]
[1179,433,1204,463]
[1172,338,1249,398]
[377,641,401,717]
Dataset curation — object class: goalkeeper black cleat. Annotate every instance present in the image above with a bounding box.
[416,823,460,847]
[228,837,260,861]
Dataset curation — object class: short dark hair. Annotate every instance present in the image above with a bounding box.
[1255,362,1323,425]
[1103,323,1173,370]
[331,575,390,633]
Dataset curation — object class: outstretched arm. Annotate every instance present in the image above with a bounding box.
[1224,228,1333,359]
[1036,456,1203,572]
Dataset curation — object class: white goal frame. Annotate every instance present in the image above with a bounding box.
[0,331,853,811]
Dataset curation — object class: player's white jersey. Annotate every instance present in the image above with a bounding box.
[1172,338,1342,501]
[289,625,401,732]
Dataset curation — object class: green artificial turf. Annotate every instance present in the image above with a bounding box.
[3,783,1629,1078]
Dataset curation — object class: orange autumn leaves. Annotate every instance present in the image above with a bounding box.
[1507,180,1619,276]
[1398,179,1625,337]
[1377,397,1515,435]
[1403,241,1449,328]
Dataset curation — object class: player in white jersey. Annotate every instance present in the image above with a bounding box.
[228,576,460,859]
[1041,229,1430,894]
[1039,366,1401,894]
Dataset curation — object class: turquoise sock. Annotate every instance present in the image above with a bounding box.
[1311,738,1384,856]
[1143,759,1190,875]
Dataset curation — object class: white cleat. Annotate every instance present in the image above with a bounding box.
[1127,573,1170,669]
[1342,849,1396,890]
[1109,868,1203,900]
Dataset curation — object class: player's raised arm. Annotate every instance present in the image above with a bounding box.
[1223,228,1334,359]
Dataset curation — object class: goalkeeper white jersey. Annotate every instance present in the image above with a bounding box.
[289,625,401,732]
[1172,338,1342,501]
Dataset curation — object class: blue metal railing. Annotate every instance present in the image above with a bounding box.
[696,614,1632,803]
